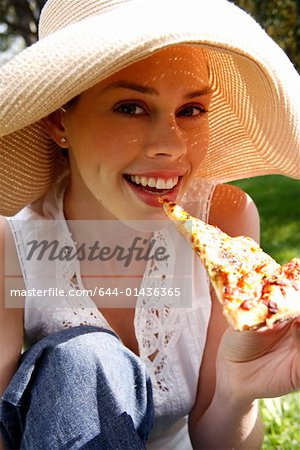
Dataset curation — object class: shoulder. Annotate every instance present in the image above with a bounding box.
[0,215,25,305]
[208,183,260,242]
[0,216,5,253]
[0,215,11,250]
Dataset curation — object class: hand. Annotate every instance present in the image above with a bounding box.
[215,318,300,404]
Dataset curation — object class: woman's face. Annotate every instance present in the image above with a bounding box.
[52,45,211,220]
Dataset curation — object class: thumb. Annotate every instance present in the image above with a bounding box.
[220,321,290,363]
[219,327,270,363]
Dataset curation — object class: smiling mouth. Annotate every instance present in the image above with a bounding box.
[124,174,180,194]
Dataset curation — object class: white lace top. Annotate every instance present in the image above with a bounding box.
[8,171,215,449]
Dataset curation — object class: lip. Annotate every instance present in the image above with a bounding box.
[123,173,183,207]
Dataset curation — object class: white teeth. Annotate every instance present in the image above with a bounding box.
[148,177,156,187]
[156,179,166,189]
[165,178,175,189]
[141,177,148,187]
[129,175,179,190]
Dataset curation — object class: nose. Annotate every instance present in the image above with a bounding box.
[144,117,187,160]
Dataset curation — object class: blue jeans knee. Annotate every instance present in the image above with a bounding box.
[0,326,154,450]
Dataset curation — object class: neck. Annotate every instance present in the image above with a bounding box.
[63,170,117,221]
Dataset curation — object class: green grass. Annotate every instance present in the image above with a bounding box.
[233,175,300,449]
[260,396,300,449]
[233,175,300,264]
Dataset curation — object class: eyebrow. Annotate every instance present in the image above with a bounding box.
[185,86,212,98]
[100,81,212,98]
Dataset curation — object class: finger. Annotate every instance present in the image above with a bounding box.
[256,320,292,334]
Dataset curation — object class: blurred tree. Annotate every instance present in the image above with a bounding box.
[296,0,300,54]
[232,0,300,71]
[0,0,45,52]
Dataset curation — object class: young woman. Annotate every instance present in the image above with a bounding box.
[0,0,299,449]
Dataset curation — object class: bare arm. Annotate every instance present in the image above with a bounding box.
[0,218,24,449]
[189,292,264,449]
[189,184,264,449]
[0,218,24,396]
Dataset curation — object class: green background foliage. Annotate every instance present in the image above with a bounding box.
[232,0,300,70]
[234,176,300,264]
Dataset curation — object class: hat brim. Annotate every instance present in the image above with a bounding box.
[0,0,299,215]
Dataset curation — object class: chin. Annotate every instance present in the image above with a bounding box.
[116,207,169,232]
[120,218,170,233]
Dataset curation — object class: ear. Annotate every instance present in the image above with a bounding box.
[42,110,68,148]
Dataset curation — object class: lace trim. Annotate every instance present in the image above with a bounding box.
[55,230,111,330]
[135,228,183,395]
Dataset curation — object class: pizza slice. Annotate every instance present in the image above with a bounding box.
[161,199,300,331]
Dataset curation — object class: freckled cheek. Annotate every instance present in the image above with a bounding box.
[185,126,209,169]
[78,128,143,165]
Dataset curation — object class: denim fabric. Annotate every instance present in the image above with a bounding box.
[0,326,154,449]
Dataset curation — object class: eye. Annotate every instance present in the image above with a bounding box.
[114,102,147,116]
[177,104,208,118]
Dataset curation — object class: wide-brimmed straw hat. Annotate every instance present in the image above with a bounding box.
[0,0,299,216]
